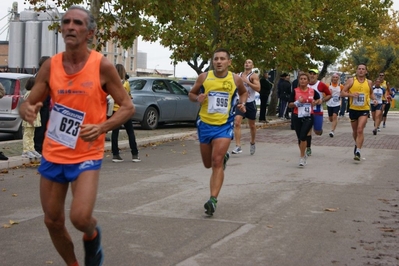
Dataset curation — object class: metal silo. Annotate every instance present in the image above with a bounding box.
[41,21,56,57]
[19,9,38,21]
[8,21,25,73]
[57,31,65,53]
[24,21,42,73]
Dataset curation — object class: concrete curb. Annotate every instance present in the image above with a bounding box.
[0,120,289,170]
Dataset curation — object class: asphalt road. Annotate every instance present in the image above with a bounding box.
[1,115,398,266]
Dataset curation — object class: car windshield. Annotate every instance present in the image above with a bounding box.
[129,79,146,91]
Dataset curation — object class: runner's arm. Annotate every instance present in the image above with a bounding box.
[19,59,51,124]
[99,57,135,134]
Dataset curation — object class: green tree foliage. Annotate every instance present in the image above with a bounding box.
[341,9,399,85]
[28,0,392,73]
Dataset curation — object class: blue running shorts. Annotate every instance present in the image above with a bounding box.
[313,114,323,132]
[38,157,103,183]
[197,120,234,144]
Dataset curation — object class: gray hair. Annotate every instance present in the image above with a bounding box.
[63,5,97,32]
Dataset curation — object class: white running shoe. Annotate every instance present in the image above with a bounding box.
[232,146,242,154]
[32,151,42,158]
[22,151,35,159]
[250,143,255,155]
[299,157,306,167]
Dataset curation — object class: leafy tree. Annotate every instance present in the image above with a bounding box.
[28,0,392,72]
[340,9,399,85]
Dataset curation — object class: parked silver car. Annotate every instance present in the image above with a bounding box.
[0,73,33,139]
[178,79,195,92]
[128,77,200,130]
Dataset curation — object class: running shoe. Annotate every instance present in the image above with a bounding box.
[84,226,104,266]
[223,152,230,170]
[32,150,42,159]
[132,154,141,162]
[204,198,217,216]
[372,129,377,135]
[306,147,312,157]
[231,146,242,154]
[377,127,381,132]
[22,151,35,159]
[112,154,124,162]
[383,124,386,128]
[354,151,361,161]
[0,152,8,160]
[250,143,256,155]
[299,157,306,167]
[329,131,334,138]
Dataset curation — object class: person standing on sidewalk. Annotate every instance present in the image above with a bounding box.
[277,73,291,120]
[189,48,247,216]
[0,83,8,160]
[258,70,273,123]
[232,59,260,155]
[19,6,135,266]
[34,56,51,155]
[341,63,377,161]
[21,77,42,160]
[326,73,343,137]
[306,69,331,156]
[111,64,140,163]
[288,73,321,166]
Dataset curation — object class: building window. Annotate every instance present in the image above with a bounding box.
[113,42,118,54]
[114,55,117,65]
[130,57,133,71]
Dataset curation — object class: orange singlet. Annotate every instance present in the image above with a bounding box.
[43,50,107,164]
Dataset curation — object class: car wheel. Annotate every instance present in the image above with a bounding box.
[13,123,23,140]
[141,107,159,130]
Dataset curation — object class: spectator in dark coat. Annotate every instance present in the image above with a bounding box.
[34,56,50,154]
[277,73,291,119]
[259,71,273,123]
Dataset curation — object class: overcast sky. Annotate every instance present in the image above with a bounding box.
[1,0,399,78]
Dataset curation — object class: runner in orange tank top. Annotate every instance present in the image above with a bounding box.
[19,6,135,266]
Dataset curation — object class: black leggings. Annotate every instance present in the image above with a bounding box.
[292,115,314,143]
[383,103,390,117]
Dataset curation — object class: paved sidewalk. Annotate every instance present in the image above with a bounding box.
[0,117,289,170]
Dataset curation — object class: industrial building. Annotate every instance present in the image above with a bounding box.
[1,2,173,77]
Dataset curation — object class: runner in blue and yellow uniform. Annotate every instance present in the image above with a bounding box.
[189,48,247,216]
[341,64,377,161]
